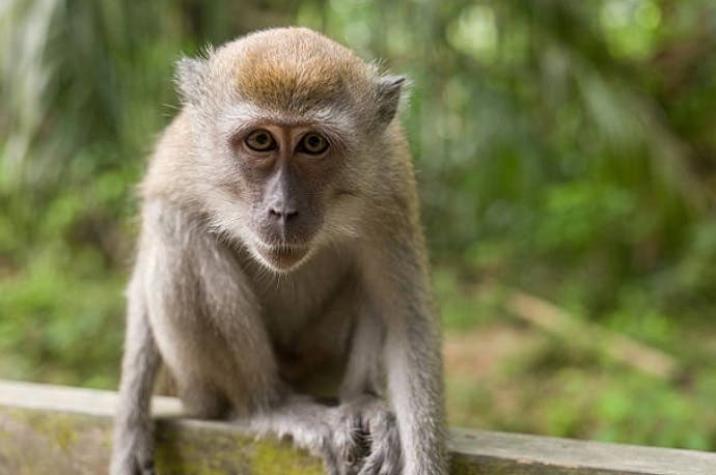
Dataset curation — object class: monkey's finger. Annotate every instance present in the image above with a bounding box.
[357,409,401,475]
[335,411,369,474]
[357,448,384,475]
[358,440,401,475]
[377,430,402,475]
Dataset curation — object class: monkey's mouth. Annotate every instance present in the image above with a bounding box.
[253,242,311,272]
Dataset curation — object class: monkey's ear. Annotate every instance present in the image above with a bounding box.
[175,56,209,105]
[375,75,408,127]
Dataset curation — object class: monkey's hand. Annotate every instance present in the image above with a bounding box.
[249,395,400,475]
[333,397,402,475]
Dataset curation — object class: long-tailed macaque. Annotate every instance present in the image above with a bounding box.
[110,27,447,475]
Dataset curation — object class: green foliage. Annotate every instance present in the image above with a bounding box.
[2,0,716,451]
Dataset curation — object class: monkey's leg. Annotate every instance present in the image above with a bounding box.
[359,233,448,475]
[111,271,161,475]
[140,201,282,413]
[111,202,278,474]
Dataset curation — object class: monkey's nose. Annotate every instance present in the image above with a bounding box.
[268,206,299,225]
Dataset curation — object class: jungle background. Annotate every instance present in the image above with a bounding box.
[2,0,716,451]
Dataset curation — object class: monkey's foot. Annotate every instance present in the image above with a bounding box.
[109,447,156,475]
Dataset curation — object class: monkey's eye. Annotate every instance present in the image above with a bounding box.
[245,129,277,152]
[298,133,329,155]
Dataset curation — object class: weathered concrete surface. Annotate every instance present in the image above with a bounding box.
[0,380,714,474]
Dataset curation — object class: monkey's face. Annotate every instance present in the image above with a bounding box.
[227,118,357,272]
[177,28,404,273]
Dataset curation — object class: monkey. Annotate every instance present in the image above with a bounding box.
[110,27,447,475]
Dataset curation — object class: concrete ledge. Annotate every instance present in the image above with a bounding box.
[0,380,713,474]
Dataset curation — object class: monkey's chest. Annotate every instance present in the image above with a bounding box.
[259,287,356,395]
[245,246,358,394]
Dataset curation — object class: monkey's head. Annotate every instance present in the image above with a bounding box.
[175,28,406,273]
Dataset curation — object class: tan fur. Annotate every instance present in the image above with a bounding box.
[229,28,372,110]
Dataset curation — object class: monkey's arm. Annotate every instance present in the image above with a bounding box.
[360,229,448,475]
[110,270,161,475]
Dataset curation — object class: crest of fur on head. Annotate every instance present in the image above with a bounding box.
[175,27,407,131]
